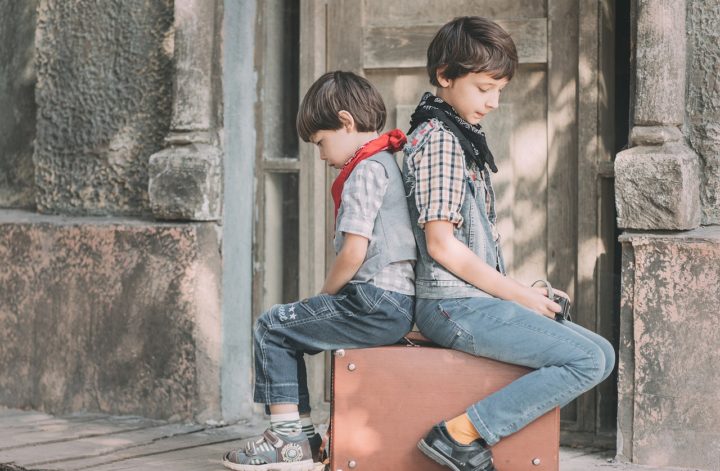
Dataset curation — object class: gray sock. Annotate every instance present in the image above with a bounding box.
[270,411,302,437]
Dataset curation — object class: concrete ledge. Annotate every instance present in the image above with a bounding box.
[0,210,222,421]
[618,226,720,470]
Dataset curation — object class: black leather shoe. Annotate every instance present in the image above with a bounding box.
[418,422,495,471]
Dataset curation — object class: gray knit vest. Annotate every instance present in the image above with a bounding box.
[334,151,417,283]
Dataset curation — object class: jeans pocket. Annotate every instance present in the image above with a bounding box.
[417,304,470,350]
[296,295,332,317]
[353,283,385,312]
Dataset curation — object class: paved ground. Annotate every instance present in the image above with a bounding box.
[0,408,701,471]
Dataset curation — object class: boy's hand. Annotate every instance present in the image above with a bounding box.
[532,286,571,302]
[517,286,562,319]
[320,233,369,295]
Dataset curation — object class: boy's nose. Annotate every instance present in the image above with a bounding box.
[486,90,500,109]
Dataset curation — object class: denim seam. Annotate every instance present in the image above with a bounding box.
[255,382,299,387]
[356,285,374,309]
[500,384,584,437]
[266,310,342,329]
[474,309,602,374]
[428,307,472,349]
[450,306,603,442]
[358,284,387,312]
[467,407,499,445]
[443,315,472,342]
[381,292,412,321]
[256,325,271,404]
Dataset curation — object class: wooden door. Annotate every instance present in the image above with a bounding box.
[299,0,618,447]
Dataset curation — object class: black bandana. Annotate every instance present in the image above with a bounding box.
[408,92,497,173]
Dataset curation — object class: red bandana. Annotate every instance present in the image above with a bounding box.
[331,129,407,222]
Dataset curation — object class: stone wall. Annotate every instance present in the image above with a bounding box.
[615,2,720,469]
[686,0,720,224]
[0,0,38,209]
[617,228,720,470]
[0,0,234,423]
[34,0,174,216]
[0,211,222,421]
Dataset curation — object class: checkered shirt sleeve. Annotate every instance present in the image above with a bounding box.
[410,127,466,228]
[336,160,389,239]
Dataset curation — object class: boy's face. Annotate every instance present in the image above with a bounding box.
[310,127,360,169]
[436,71,509,125]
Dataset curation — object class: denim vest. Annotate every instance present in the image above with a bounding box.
[403,119,506,299]
[334,151,418,283]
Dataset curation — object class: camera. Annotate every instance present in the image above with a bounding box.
[532,280,573,322]
[552,294,572,322]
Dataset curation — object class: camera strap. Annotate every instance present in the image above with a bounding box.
[531,279,555,299]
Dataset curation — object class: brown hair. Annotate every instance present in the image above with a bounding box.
[427,16,518,86]
[296,71,386,142]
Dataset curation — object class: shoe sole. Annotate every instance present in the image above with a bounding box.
[221,458,315,471]
[417,439,463,471]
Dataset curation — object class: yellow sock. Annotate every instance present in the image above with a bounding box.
[445,413,482,445]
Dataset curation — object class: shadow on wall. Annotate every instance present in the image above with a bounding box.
[0,0,38,209]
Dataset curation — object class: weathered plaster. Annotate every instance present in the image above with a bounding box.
[33,0,174,216]
[0,0,38,209]
[686,0,720,224]
[0,210,222,421]
[618,227,720,470]
[616,243,636,462]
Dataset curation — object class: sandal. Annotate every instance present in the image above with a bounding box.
[222,428,315,471]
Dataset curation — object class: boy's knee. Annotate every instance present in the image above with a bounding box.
[253,309,277,339]
[599,337,616,381]
[570,342,606,387]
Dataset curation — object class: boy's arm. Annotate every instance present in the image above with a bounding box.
[321,160,388,295]
[424,220,562,318]
[320,233,369,295]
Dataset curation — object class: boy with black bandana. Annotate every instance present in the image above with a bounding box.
[404,17,616,471]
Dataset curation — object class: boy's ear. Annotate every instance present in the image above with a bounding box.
[337,110,356,132]
[436,65,451,88]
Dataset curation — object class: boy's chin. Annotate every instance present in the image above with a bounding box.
[468,114,486,125]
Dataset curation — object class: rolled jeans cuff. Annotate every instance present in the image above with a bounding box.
[254,382,300,407]
[467,405,500,446]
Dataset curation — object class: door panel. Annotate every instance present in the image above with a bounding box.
[301,0,617,446]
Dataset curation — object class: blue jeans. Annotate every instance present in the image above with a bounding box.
[416,297,615,445]
[253,282,414,413]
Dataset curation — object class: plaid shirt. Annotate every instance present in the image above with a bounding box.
[337,160,415,296]
[406,120,494,231]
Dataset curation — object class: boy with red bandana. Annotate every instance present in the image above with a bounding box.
[222,71,416,471]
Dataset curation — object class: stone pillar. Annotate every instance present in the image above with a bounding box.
[615,2,717,469]
[614,0,701,230]
[148,0,222,221]
[617,229,720,470]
